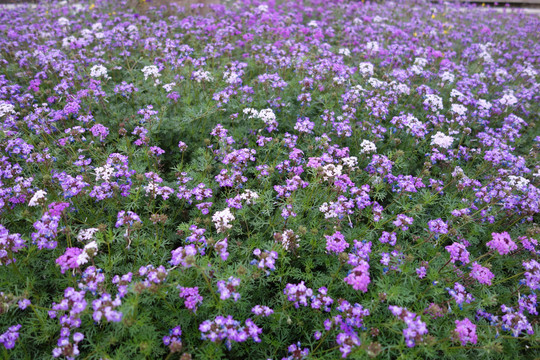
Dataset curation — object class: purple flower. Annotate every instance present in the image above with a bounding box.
[217,277,241,301]
[389,306,428,347]
[487,232,517,255]
[445,242,470,264]
[427,218,448,234]
[454,318,477,345]
[0,324,21,350]
[470,262,494,286]
[325,231,350,254]
[178,287,203,313]
[344,261,370,292]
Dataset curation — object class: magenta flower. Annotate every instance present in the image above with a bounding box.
[470,262,494,286]
[487,232,517,255]
[454,318,477,345]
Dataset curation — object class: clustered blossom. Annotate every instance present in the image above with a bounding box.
[251,248,278,272]
[344,261,370,293]
[487,232,517,255]
[389,306,429,347]
[282,342,309,360]
[447,283,475,307]
[251,305,273,317]
[0,225,25,265]
[445,242,470,264]
[454,318,477,345]
[0,324,21,350]
[163,326,183,353]
[324,231,350,254]
[470,262,495,286]
[284,281,313,308]
[217,277,241,302]
[212,208,235,233]
[199,316,262,348]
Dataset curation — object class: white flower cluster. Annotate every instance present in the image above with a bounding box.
[430,132,454,149]
[440,71,455,83]
[212,208,235,233]
[192,69,214,83]
[360,140,377,154]
[77,241,98,266]
[90,65,110,79]
[477,99,492,110]
[366,41,379,52]
[451,103,467,116]
[423,94,444,112]
[391,82,410,95]
[341,156,358,168]
[278,229,299,252]
[0,101,15,118]
[94,164,114,182]
[243,108,276,125]
[28,190,47,207]
[338,48,351,57]
[368,77,386,89]
[163,82,176,92]
[499,90,518,106]
[57,17,70,27]
[322,164,342,181]
[77,228,100,242]
[141,65,161,81]
[240,190,259,205]
[507,176,529,191]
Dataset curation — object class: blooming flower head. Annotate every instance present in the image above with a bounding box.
[470,262,494,286]
[454,318,477,345]
[445,242,470,264]
[487,232,517,255]
[430,132,454,149]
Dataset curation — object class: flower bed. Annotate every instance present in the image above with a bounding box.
[0,0,538,359]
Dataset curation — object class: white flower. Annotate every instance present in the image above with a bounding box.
[322,164,342,180]
[366,41,379,52]
[0,101,15,118]
[57,17,70,27]
[499,91,518,106]
[342,156,358,168]
[414,57,428,67]
[212,208,235,233]
[451,104,467,116]
[430,132,454,149]
[29,190,47,206]
[477,99,492,110]
[338,48,351,57]
[258,109,276,124]
[163,83,176,92]
[507,176,529,191]
[90,65,110,79]
[77,228,99,242]
[92,23,103,31]
[192,69,214,83]
[62,36,77,48]
[240,190,259,205]
[360,140,377,154]
[308,20,318,27]
[358,62,374,77]
[368,77,385,89]
[440,71,455,83]
[77,241,98,266]
[423,94,444,112]
[141,65,161,80]
[94,164,114,182]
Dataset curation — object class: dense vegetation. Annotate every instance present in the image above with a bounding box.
[0,0,538,359]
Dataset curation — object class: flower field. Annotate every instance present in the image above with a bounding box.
[0,0,539,358]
